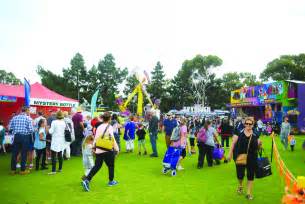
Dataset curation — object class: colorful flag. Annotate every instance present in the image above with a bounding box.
[91,90,99,117]
[24,78,31,107]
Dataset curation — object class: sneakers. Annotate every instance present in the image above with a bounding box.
[177,165,184,171]
[82,179,90,192]
[246,194,254,200]
[16,163,21,168]
[48,171,56,175]
[149,153,158,157]
[108,180,118,187]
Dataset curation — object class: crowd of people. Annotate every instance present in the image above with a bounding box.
[2,106,297,201]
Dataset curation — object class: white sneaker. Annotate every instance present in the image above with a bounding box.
[177,165,184,170]
[29,164,33,169]
[48,172,56,175]
[16,163,21,168]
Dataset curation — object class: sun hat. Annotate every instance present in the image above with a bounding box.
[56,111,64,119]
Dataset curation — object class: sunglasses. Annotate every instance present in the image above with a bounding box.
[245,123,253,126]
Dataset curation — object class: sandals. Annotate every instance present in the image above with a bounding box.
[237,186,243,194]
[246,194,254,200]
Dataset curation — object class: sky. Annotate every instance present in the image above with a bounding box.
[1,0,305,84]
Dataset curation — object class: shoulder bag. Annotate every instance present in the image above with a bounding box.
[235,134,252,165]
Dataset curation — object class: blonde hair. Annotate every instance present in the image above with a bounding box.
[82,135,94,149]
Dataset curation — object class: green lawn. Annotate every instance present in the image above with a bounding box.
[0,133,303,204]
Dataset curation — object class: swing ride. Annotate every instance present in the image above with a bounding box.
[115,71,159,117]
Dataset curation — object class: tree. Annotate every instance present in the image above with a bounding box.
[62,53,88,102]
[0,69,21,85]
[147,61,166,101]
[36,65,70,97]
[185,55,223,106]
[240,72,260,86]
[96,54,128,109]
[260,54,305,81]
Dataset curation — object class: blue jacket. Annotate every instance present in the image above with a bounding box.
[163,119,178,136]
[124,121,136,140]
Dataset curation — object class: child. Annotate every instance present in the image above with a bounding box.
[136,123,147,155]
[290,135,296,151]
[82,135,95,176]
[266,122,272,136]
[124,116,136,153]
[0,121,6,153]
[34,119,48,170]
[188,120,196,154]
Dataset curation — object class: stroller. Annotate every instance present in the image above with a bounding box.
[162,146,182,176]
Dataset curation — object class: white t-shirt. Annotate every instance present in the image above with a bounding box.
[205,126,217,147]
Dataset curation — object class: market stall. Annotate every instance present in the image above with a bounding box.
[0,82,78,126]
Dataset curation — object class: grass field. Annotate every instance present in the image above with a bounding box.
[0,133,304,204]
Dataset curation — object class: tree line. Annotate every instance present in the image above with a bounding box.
[1,53,305,112]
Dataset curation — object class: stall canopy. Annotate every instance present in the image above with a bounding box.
[0,82,78,125]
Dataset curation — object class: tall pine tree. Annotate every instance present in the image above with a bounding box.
[62,53,88,102]
[147,61,166,103]
[95,54,128,109]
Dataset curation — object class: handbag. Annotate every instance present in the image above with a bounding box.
[255,148,272,178]
[95,125,114,151]
[64,122,72,142]
[235,134,252,165]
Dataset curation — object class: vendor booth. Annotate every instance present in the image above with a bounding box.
[229,80,305,132]
[0,82,78,126]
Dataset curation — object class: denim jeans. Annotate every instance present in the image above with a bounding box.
[149,131,158,156]
[11,134,30,171]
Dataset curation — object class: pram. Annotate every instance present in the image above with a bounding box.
[162,146,182,176]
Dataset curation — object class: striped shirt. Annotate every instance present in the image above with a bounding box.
[9,113,34,135]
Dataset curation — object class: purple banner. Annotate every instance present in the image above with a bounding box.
[298,84,305,131]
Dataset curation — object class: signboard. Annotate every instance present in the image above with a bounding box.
[0,95,17,102]
[30,98,78,108]
[231,82,284,106]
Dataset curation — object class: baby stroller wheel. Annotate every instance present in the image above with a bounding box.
[171,170,177,176]
[162,168,168,174]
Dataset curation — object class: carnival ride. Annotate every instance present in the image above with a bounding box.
[115,71,159,117]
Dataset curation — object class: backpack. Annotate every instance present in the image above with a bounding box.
[197,127,207,143]
[170,126,180,141]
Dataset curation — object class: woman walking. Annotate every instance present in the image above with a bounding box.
[197,120,220,168]
[280,116,291,150]
[82,112,119,192]
[227,117,261,200]
[48,111,66,175]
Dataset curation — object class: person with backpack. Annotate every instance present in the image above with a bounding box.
[197,120,220,169]
[82,112,119,192]
[170,118,188,170]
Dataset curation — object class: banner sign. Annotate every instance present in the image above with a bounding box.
[231,81,284,106]
[0,95,17,102]
[30,98,78,108]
